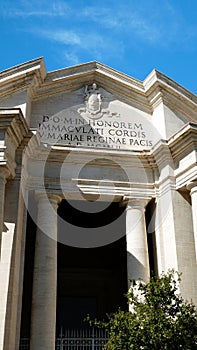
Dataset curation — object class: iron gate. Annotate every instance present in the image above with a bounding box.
[20,328,109,349]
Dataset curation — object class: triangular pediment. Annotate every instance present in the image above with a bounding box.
[0,58,196,112]
[0,57,196,142]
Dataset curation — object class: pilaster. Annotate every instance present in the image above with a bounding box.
[155,186,197,304]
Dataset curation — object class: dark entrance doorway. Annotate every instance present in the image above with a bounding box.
[56,199,128,334]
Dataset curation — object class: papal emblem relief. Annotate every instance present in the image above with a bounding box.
[78,83,120,120]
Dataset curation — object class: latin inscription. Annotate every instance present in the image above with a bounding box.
[39,115,153,150]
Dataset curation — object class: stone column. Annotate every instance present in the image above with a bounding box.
[126,199,150,284]
[187,181,197,261]
[30,193,61,350]
[0,169,9,350]
[0,170,8,252]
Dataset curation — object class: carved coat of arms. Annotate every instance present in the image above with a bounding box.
[78,83,119,120]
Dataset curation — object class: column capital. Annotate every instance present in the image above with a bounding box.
[123,197,150,211]
[35,191,62,206]
[186,180,197,194]
[0,167,10,182]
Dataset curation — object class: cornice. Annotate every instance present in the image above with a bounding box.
[175,165,197,190]
[166,123,197,189]
[33,61,150,113]
[0,108,28,141]
[24,172,156,201]
[0,57,196,122]
[0,57,46,100]
[150,139,174,170]
[75,179,155,202]
[0,57,46,81]
[0,108,29,177]
[144,70,197,117]
[35,61,197,117]
[46,61,144,90]
[144,69,197,102]
[168,123,197,160]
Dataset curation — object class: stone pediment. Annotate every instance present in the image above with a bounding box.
[0,57,196,145]
[36,82,160,151]
[0,57,196,119]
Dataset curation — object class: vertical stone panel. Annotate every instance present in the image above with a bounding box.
[155,188,197,305]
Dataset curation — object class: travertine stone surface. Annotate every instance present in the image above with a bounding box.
[0,109,28,350]
[188,182,197,261]
[0,177,28,350]
[0,58,196,349]
[30,194,61,350]
[126,199,150,283]
[0,171,7,249]
[155,187,197,304]
[0,170,8,350]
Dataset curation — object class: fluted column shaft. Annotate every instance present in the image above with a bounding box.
[126,199,150,284]
[30,193,61,350]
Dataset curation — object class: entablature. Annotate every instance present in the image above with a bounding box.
[168,123,197,189]
[0,108,28,178]
[0,57,46,101]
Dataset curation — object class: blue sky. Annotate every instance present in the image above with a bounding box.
[0,0,197,95]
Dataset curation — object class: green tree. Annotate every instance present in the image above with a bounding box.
[89,271,197,349]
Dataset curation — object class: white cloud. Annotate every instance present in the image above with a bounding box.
[1,0,160,44]
[45,30,81,45]
[81,6,122,29]
[38,29,109,52]
[78,2,196,46]
[1,0,70,18]
[80,5,161,43]
[36,27,125,65]
[1,0,196,51]
[63,52,80,66]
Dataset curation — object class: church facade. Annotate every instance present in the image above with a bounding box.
[0,57,196,350]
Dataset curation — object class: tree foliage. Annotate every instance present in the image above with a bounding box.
[89,271,197,350]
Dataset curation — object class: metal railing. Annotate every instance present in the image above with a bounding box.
[20,328,109,350]
[56,328,109,349]
[19,338,29,350]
